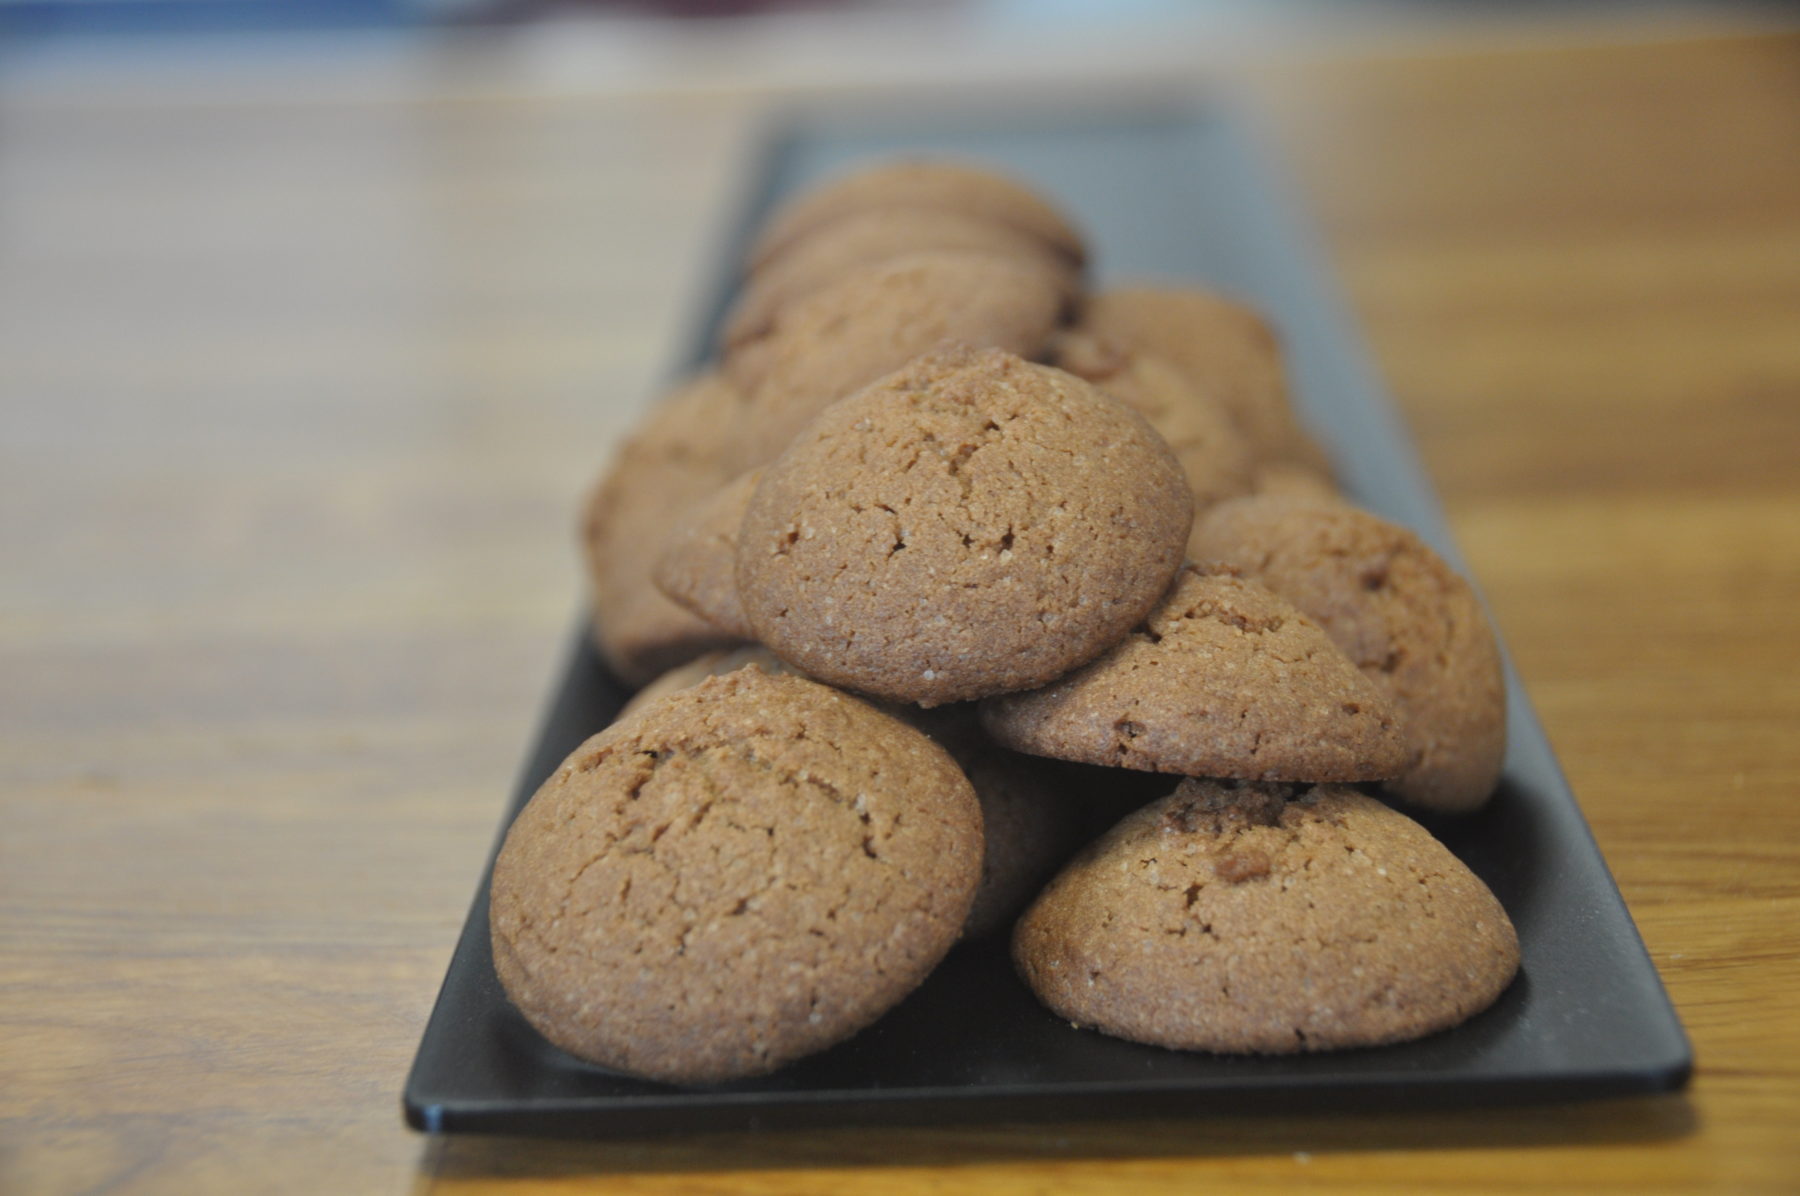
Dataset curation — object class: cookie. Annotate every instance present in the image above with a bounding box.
[736,345,1192,706]
[1076,287,1327,470]
[1189,496,1506,813]
[490,668,983,1085]
[981,565,1407,782]
[1013,778,1520,1053]
[724,251,1067,469]
[614,645,797,723]
[723,206,1081,348]
[581,372,747,684]
[747,158,1085,273]
[652,469,760,640]
[1052,329,1257,516]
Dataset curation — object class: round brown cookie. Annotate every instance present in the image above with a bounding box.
[981,565,1407,781]
[490,668,983,1085]
[1076,287,1326,470]
[736,345,1193,706]
[652,469,760,640]
[724,207,1082,349]
[722,250,1067,469]
[582,372,748,684]
[747,158,1085,274]
[1052,329,1257,516]
[1189,496,1506,813]
[1013,778,1520,1054]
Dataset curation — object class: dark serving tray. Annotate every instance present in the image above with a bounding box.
[403,99,1691,1137]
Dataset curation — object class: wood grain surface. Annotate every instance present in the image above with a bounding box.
[3,26,1798,1196]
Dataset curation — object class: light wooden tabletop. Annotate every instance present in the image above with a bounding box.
[3,23,1798,1196]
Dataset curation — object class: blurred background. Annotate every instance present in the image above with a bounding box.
[6,4,1800,1190]
[6,1,1794,99]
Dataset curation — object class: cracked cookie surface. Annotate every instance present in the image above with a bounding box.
[1013,779,1519,1053]
[736,345,1192,706]
[980,565,1407,781]
[622,652,1085,940]
[489,668,982,1085]
[1190,496,1506,813]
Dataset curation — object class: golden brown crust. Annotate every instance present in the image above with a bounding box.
[980,566,1408,782]
[490,669,983,1085]
[1013,779,1519,1053]
[736,346,1192,706]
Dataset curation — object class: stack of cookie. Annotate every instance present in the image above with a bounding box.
[491,160,1519,1085]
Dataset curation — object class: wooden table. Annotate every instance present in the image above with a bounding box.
[4,24,1798,1195]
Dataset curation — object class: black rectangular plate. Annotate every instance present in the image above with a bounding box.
[404,99,1691,1137]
